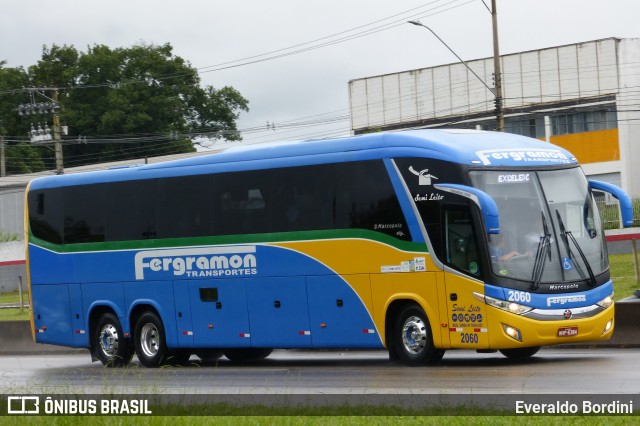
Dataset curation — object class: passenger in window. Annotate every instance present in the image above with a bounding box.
[490,234,527,262]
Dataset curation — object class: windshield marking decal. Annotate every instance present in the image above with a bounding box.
[475,148,573,166]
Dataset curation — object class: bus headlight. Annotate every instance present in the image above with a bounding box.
[474,292,533,315]
[596,293,614,309]
[502,323,522,342]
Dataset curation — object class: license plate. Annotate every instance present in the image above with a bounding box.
[558,326,578,337]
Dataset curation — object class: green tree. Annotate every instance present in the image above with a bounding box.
[0,61,46,174]
[0,62,29,134]
[6,143,45,174]
[28,44,79,88]
[0,43,249,171]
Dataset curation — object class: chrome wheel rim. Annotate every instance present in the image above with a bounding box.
[401,315,427,355]
[99,324,119,357]
[140,323,160,358]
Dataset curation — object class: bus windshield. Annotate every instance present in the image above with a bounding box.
[469,167,608,285]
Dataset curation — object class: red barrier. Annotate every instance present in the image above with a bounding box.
[0,260,25,267]
[605,228,640,283]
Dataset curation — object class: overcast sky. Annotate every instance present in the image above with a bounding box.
[2,0,639,146]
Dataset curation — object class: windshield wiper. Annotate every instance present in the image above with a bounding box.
[555,210,597,287]
[531,212,552,290]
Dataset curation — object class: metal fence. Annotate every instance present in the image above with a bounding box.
[597,197,640,230]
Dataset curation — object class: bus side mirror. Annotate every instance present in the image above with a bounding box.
[588,180,634,227]
[434,183,500,234]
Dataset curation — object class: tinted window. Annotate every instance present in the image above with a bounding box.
[28,191,64,244]
[210,161,410,239]
[106,180,159,241]
[156,177,215,239]
[444,206,481,277]
[29,160,411,244]
[63,184,106,243]
[394,158,468,258]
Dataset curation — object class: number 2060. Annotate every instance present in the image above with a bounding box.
[507,290,531,303]
[460,333,478,344]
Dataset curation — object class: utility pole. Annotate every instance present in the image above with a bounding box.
[409,0,505,131]
[51,89,64,174]
[0,135,5,177]
[17,87,65,174]
[491,0,505,131]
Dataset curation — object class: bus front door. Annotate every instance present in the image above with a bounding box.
[443,206,490,349]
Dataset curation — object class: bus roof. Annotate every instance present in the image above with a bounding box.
[29,129,578,189]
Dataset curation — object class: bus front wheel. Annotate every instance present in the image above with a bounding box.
[134,311,169,368]
[94,312,133,368]
[393,304,438,366]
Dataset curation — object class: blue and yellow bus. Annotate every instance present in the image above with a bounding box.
[25,129,633,367]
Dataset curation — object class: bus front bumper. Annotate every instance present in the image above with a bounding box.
[485,304,615,349]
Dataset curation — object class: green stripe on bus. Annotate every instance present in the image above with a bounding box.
[28,229,428,254]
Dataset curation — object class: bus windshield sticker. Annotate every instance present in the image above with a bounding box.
[475,149,573,166]
[496,173,530,183]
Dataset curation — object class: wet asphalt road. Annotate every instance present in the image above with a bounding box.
[1,348,639,395]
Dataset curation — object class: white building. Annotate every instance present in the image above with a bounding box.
[349,38,640,197]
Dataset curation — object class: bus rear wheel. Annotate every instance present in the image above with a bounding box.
[393,304,438,366]
[223,348,272,362]
[134,312,169,368]
[94,312,132,368]
[499,347,541,360]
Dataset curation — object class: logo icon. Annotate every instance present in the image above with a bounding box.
[564,309,573,319]
[409,166,438,186]
[562,257,574,271]
[7,396,40,414]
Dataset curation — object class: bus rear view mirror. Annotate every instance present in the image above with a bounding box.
[434,183,500,234]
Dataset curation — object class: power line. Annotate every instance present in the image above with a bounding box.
[0,0,474,96]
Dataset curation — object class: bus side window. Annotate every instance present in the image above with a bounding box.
[444,207,481,276]
[28,190,64,244]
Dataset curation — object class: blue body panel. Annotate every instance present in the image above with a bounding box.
[29,130,578,190]
[484,281,613,310]
[29,243,381,349]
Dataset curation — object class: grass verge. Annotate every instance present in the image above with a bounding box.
[1,414,638,425]
[609,253,639,299]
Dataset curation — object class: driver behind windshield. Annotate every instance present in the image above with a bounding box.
[490,233,529,262]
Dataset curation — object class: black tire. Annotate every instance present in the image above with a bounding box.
[196,349,224,363]
[393,304,437,366]
[93,312,133,368]
[391,347,444,363]
[429,349,446,363]
[223,348,273,362]
[499,346,541,360]
[134,311,169,368]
